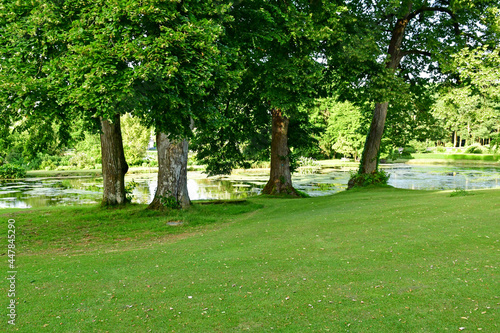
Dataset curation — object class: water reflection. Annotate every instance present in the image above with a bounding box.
[1,164,499,208]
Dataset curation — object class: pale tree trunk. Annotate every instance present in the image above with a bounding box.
[100,115,129,206]
[148,132,190,210]
[262,109,298,196]
[453,131,457,147]
[357,16,408,177]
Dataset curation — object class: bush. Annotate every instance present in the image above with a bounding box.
[403,146,416,154]
[348,170,390,188]
[436,146,447,153]
[35,153,71,170]
[69,152,97,169]
[408,140,430,153]
[465,144,485,154]
[0,164,27,179]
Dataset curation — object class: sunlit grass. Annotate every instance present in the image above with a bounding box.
[1,187,499,332]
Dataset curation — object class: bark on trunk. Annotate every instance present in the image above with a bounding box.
[100,115,129,206]
[148,132,191,210]
[357,16,408,176]
[262,109,298,196]
[358,102,389,174]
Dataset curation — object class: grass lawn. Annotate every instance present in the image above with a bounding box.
[1,187,499,332]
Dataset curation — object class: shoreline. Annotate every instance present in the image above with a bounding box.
[23,157,500,179]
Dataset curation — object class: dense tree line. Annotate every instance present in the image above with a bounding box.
[1,0,498,206]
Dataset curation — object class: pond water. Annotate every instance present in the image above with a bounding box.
[1,164,499,208]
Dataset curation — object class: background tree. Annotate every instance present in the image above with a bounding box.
[121,114,151,166]
[308,98,367,160]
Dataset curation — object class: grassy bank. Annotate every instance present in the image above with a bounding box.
[391,153,500,166]
[26,167,163,178]
[2,188,499,332]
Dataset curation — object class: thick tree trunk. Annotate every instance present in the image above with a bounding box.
[148,132,191,210]
[262,109,298,196]
[100,115,129,206]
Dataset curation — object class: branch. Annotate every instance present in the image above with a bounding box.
[401,50,432,58]
[407,6,460,35]
[407,6,454,21]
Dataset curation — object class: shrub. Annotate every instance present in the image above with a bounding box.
[348,169,390,188]
[408,140,430,153]
[403,146,416,154]
[0,164,27,179]
[436,146,446,153]
[69,152,97,169]
[465,144,485,154]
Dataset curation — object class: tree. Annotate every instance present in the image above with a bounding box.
[1,0,231,207]
[121,114,151,166]
[308,98,367,160]
[195,0,338,196]
[0,0,79,167]
[331,0,499,182]
[0,0,134,205]
[126,1,233,210]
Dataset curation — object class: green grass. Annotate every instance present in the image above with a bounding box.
[405,153,500,164]
[2,188,499,332]
[26,166,163,178]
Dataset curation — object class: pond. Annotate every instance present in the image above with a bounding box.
[1,164,499,208]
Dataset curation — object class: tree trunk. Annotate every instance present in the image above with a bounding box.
[358,102,389,174]
[262,109,298,196]
[100,115,129,206]
[453,131,457,147]
[148,132,191,210]
[356,15,408,176]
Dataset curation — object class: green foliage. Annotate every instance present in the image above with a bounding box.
[452,45,500,101]
[0,164,27,179]
[159,192,181,210]
[194,0,334,176]
[348,170,390,188]
[449,188,474,197]
[71,132,102,169]
[465,144,485,154]
[307,98,366,159]
[121,114,151,166]
[408,140,431,153]
[37,153,71,171]
[68,152,98,170]
[436,146,447,153]
[124,180,138,203]
[432,85,499,147]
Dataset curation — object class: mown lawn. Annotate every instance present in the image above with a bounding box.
[1,187,499,332]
